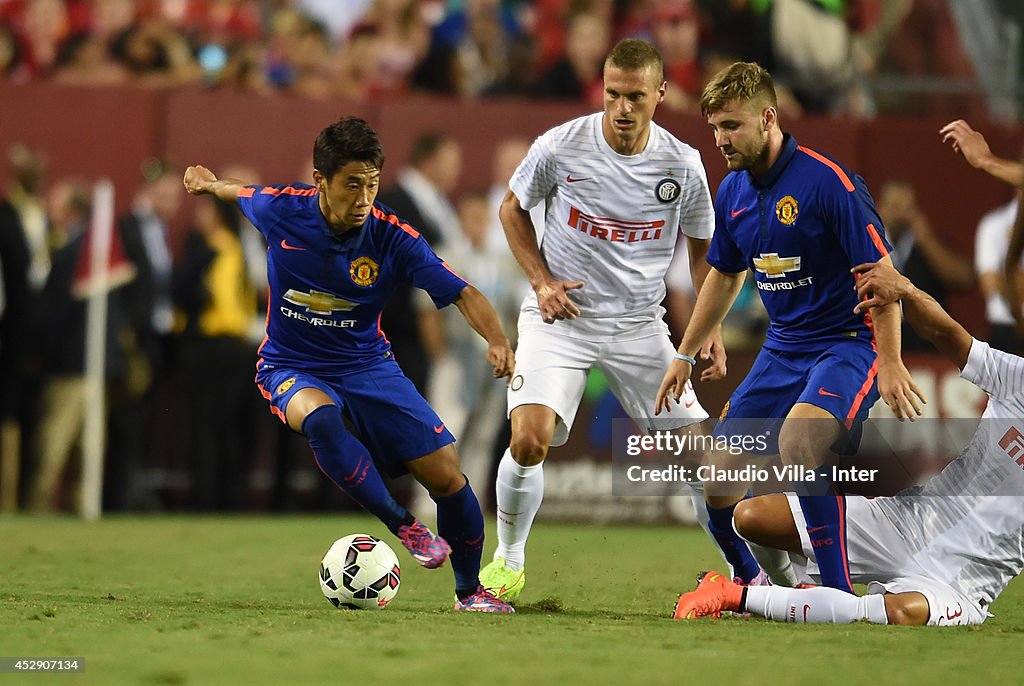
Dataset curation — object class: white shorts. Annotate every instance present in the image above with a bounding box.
[507,327,708,447]
[787,495,989,626]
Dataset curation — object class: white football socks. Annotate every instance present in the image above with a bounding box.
[747,542,800,587]
[744,585,888,624]
[493,449,544,571]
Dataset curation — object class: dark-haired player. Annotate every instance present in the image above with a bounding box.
[183,116,515,613]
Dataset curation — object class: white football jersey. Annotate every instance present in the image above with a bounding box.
[509,112,714,339]
[875,339,1024,610]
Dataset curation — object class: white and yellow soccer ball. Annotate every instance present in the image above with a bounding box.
[319,534,401,610]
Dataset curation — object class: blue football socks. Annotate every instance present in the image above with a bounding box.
[432,479,485,599]
[706,500,763,583]
[795,465,854,594]
[302,404,411,533]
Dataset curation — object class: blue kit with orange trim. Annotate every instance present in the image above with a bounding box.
[238,183,464,469]
[707,134,891,435]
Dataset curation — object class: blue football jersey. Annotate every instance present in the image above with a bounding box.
[707,135,892,352]
[238,183,468,373]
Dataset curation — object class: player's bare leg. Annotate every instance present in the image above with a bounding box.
[730,493,802,586]
[481,403,556,601]
[733,494,803,554]
[778,404,854,592]
[677,490,925,625]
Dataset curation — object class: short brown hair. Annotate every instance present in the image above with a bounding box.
[605,38,664,84]
[700,62,777,117]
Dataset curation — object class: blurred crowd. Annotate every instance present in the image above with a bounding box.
[1,0,1020,516]
[0,135,540,516]
[2,122,1018,516]
[0,0,1005,118]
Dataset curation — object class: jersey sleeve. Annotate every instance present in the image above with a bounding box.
[678,154,715,240]
[824,173,893,266]
[508,130,558,211]
[962,338,1024,410]
[705,181,747,274]
[392,230,469,308]
[236,184,300,239]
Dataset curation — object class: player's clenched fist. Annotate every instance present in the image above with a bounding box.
[535,280,584,323]
[183,165,217,195]
[487,345,515,380]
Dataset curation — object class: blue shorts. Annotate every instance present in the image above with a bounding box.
[714,341,880,455]
[255,358,455,477]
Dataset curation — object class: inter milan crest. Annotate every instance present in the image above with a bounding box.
[775,195,799,225]
[349,256,380,286]
[654,178,681,203]
[510,374,524,391]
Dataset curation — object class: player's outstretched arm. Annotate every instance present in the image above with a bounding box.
[453,285,515,380]
[655,268,744,415]
[939,120,1024,188]
[853,261,973,370]
[686,235,727,381]
[862,256,925,420]
[183,165,248,203]
[499,189,584,324]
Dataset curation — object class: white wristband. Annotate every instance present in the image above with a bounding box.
[673,353,697,365]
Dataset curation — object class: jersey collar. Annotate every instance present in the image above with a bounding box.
[317,205,365,245]
[749,133,798,189]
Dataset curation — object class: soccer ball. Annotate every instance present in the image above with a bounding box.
[319,534,401,610]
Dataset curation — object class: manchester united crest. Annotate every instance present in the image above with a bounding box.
[350,256,380,286]
[775,195,799,225]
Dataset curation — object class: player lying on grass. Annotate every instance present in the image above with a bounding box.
[183,117,515,613]
[673,260,1024,625]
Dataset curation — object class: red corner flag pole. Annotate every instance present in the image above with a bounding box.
[78,180,124,521]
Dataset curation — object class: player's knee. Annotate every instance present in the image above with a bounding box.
[509,432,549,466]
[733,498,766,543]
[426,470,467,498]
[414,447,467,497]
[884,594,929,626]
[777,425,815,466]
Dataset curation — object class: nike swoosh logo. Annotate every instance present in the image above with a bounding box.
[566,174,591,183]
[817,387,842,399]
[684,397,696,408]
[433,423,445,434]
[730,207,750,218]
[280,239,306,251]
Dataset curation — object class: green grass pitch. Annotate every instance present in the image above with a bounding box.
[3,514,1021,685]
